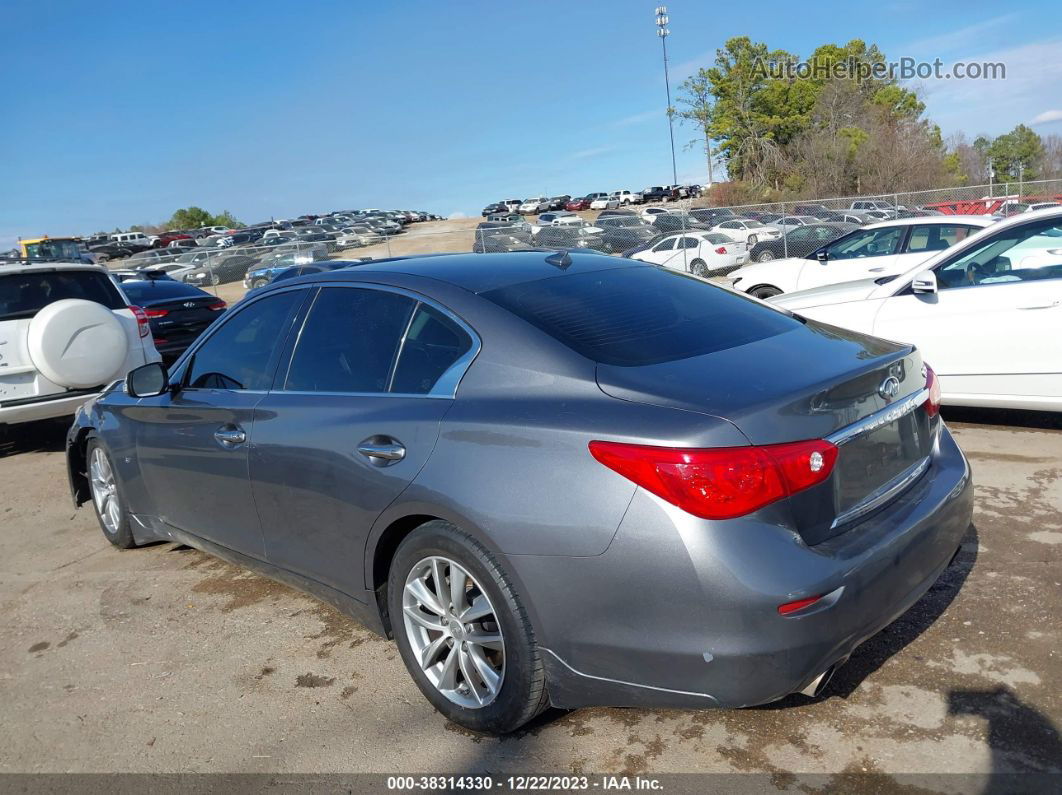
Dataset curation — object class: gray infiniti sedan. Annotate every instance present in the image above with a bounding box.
[66,251,973,734]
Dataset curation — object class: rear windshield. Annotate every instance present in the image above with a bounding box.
[483,266,800,366]
[0,270,125,321]
[119,280,205,302]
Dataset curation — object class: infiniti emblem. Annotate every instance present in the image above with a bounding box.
[878,376,900,401]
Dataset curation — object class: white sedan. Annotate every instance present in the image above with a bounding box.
[629,231,747,275]
[518,197,549,215]
[710,218,782,245]
[589,193,620,210]
[770,207,1062,411]
[728,216,993,299]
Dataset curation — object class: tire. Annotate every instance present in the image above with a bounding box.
[756,250,776,262]
[690,258,709,277]
[750,285,783,299]
[86,438,137,549]
[209,272,221,286]
[388,520,548,734]
[747,234,758,246]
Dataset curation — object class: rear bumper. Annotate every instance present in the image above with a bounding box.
[508,424,973,710]
[0,390,101,426]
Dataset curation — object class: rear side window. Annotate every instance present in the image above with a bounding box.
[0,270,125,321]
[391,304,473,394]
[186,290,302,390]
[283,287,416,393]
[483,266,800,367]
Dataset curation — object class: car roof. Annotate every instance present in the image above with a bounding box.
[286,251,646,295]
[0,262,108,275]
[863,215,995,230]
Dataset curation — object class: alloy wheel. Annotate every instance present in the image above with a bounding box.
[402,556,505,708]
[89,447,121,535]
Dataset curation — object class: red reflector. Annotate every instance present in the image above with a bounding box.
[143,308,169,318]
[152,338,168,345]
[588,439,838,520]
[715,246,727,254]
[778,595,823,615]
[207,301,227,311]
[129,305,151,338]
[924,363,941,418]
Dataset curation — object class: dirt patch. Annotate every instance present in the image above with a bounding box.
[295,673,335,688]
[190,561,290,612]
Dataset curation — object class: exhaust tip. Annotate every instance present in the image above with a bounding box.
[799,663,838,698]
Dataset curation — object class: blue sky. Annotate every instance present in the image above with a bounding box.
[2,0,1060,246]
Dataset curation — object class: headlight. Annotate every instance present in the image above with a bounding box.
[194,271,205,277]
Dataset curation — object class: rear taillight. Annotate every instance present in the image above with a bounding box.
[588,439,838,520]
[924,363,942,418]
[143,308,169,318]
[208,301,227,311]
[778,595,823,615]
[715,246,728,254]
[129,306,151,337]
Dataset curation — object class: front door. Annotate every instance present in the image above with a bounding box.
[873,217,1062,401]
[797,225,905,290]
[251,286,476,594]
[134,289,306,557]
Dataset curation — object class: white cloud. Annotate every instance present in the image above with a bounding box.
[904,39,1062,135]
[1031,109,1062,126]
[570,145,618,160]
[612,109,660,128]
[901,15,1019,57]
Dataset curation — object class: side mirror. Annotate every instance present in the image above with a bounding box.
[127,362,170,398]
[816,250,829,262]
[912,270,938,294]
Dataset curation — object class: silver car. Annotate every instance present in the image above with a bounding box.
[68,252,973,734]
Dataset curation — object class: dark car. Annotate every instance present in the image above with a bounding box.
[118,278,226,359]
[69,251,972,736]
[547,195,572,211]
[481,202,507,217]
[248,260,368,292]
[184,253,261,286]
[641,186,677,203]
[689,208,737,226]
[651,212,711,234]
[596,209,637,219]
[594,216,659,253]
[534,224,606,251]
[748,222,859,262]
[472,231,536,254]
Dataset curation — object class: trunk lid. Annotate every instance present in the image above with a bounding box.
[596,319,935,543]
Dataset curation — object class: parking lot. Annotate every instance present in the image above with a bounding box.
[0,409,1058,779]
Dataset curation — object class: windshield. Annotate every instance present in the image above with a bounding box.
[23,240,83,261]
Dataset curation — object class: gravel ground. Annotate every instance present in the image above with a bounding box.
[0,409,1058,784]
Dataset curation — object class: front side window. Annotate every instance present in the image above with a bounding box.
[652,238,676,253]
[283,287,416,393]
[186,290,302,390]
[935,218,1062,289]
[825,227,903,260]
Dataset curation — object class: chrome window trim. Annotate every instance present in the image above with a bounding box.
[278,281,482,400]
[830,455,931,530]
[825,388,929,447]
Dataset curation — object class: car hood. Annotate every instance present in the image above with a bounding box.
[769,277,888,311]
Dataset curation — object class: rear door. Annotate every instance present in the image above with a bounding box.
[251,285,476,594]
[893,222,981,273]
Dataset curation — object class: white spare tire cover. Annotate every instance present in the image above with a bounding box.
[27,299,129,389]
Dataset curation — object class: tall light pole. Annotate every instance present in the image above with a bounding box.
[655,7,678,188]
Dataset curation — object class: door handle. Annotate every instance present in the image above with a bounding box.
[356,439,406,465]
[213,425,247,448]
[868,267,886,272]
[1018,301,1060,310]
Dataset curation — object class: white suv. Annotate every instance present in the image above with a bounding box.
[0,263,161,427]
